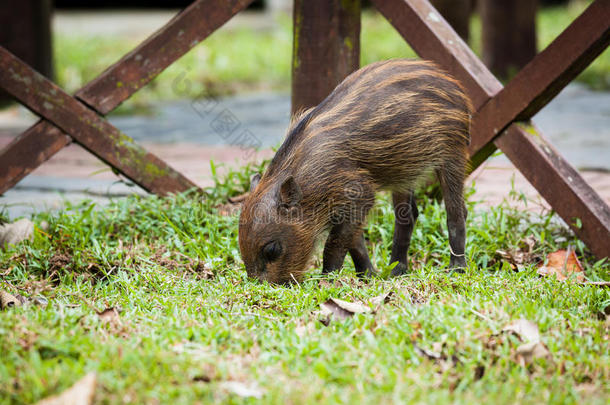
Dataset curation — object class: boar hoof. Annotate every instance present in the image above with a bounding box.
[390,262,408,277]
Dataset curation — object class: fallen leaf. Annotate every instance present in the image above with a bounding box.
[581,281,610,287]
[537,247,585,282]
[320,297,372,320]
[171,341,210,360]
[575,383,600,395]
[220,381,264,398]
[294,322,317,337]
[97,307,121,323]
[502,319,540,342]
[495,235,540,270]
[519,235,537,253]
[0,218,34,250]
[0,290,21,309]
[515,341,550,365]
[32,296,49,307]
[36,372,96,405]
[369,292,393,307]
[193,262,214,280]
[501,319,551,365]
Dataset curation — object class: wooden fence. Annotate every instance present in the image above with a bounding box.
[0,0,608,258]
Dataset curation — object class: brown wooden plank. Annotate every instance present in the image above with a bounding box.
[372,0,610,258]
[371,0,502,110]
[77,0,255,115]
[0,47,196,195]
[0,0,253,195]
[291,0,361,115]
[470,0,610,156]
[0,122,70,194]
[496,125,610,259]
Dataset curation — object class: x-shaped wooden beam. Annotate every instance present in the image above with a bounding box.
[371,0,610,258]
[0,46,198,194]
[0,0,254,195]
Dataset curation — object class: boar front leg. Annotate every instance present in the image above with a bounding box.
[322,223,375,277]
[322,223,350,274]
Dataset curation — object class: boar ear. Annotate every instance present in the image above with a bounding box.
[279,176,302,207]
[249,173,261,192]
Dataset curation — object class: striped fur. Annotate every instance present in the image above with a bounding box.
[239,59,472,284]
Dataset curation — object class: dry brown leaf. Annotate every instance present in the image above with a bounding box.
[582,281,610,287]
[220,381,264,398]
[502,319,540,342]
[32,296,49,307]
[501,319,551,365]
[515,341,550,365]
[317,294,392,324]
[0,290,21,309]
[495,235,540,270]
[97,307,121,324]
[171,341,210,360]
[537,248,585,282]
[0,218,34,250]
[519,235,537,253]
[36,372,96,405]
[295,322,317,337]
[369,292,393,307]
[320,298,372,320]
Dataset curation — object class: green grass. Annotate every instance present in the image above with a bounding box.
[1,160,609,404]
[51,1,609,115]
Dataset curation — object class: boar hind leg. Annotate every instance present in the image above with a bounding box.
[437,166,467,269]
[390,191,418,277]
[349,232,375,278]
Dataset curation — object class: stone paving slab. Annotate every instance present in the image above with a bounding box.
[1,86,609,219]
[3,84,608,168]
[1,138,608,220]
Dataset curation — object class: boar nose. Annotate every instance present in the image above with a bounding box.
[245,263,265,280]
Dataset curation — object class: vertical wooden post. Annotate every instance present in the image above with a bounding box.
[431,0,472,42]
[480,0,537,79]
[291,0,361,116]
[0,0,53,105]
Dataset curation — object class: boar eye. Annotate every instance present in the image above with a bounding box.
[262,241,282,262]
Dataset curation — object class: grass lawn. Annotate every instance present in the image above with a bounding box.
[1,161,609,404]
[52,1,610,115]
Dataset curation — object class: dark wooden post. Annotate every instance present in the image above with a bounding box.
[291,0,361,116]
[480,0,537,79]
[0,0,53,105]
[431,0,472,42]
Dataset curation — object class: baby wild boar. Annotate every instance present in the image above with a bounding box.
[239,59,472,284]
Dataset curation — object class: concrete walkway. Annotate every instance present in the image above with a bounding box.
[1,84,609,219]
